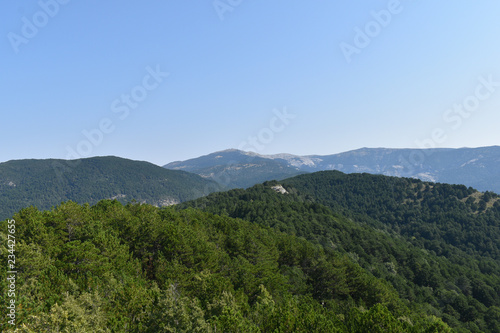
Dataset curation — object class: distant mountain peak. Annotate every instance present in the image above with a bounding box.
[164,146,500,193]
[218,148,244,153]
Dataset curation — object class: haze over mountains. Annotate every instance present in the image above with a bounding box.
[164,146,500,193]
[2,145,499,221]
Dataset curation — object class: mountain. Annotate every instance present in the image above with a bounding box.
[0,156,222,220]
[182,171,500,332]
[299,146,500,192]
[165,146,500,193]
[164,149,304,189]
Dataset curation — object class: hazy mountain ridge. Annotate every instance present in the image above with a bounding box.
[0,156,222,220]
[165,146,500,193]
[165,149,305,188]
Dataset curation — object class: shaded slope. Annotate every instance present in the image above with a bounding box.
[0,156,222,220]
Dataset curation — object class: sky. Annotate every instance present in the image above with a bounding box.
[2,1,500,166]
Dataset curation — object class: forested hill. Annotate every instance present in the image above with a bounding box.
[0,201,452,332]
[0,156,222,220]
[182,172,500,332]
[281,171,500,259]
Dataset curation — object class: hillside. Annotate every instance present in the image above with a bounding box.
[0,201,452,332]
[282,171,500,259]
[0,156,222,220]
[164,149,304,189]
[165,146,500,193]
[182,172,500,332]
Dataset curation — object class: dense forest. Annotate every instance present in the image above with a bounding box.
[0,156,222,220]
[1,200,452,332]
[1,170,500,331]
[183,172,500,332]
[282,172,500,260]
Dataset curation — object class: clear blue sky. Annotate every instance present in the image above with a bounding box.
[2,1,500,165]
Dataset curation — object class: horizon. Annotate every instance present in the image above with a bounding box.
[2,144,500,167]
[3,2,500,165]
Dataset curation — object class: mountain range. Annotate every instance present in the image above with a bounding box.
[2,148,500,331]
[2,146,499,221]
[164,146,500,193]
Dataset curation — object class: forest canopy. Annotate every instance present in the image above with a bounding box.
[1,199,453,332]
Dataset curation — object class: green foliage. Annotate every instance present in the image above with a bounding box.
[182,172,500,332]
[0,156,222,220]
[148,285,211,333]
[19,291,111,333]
[283,171,500,259]
[1,200,451,331]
